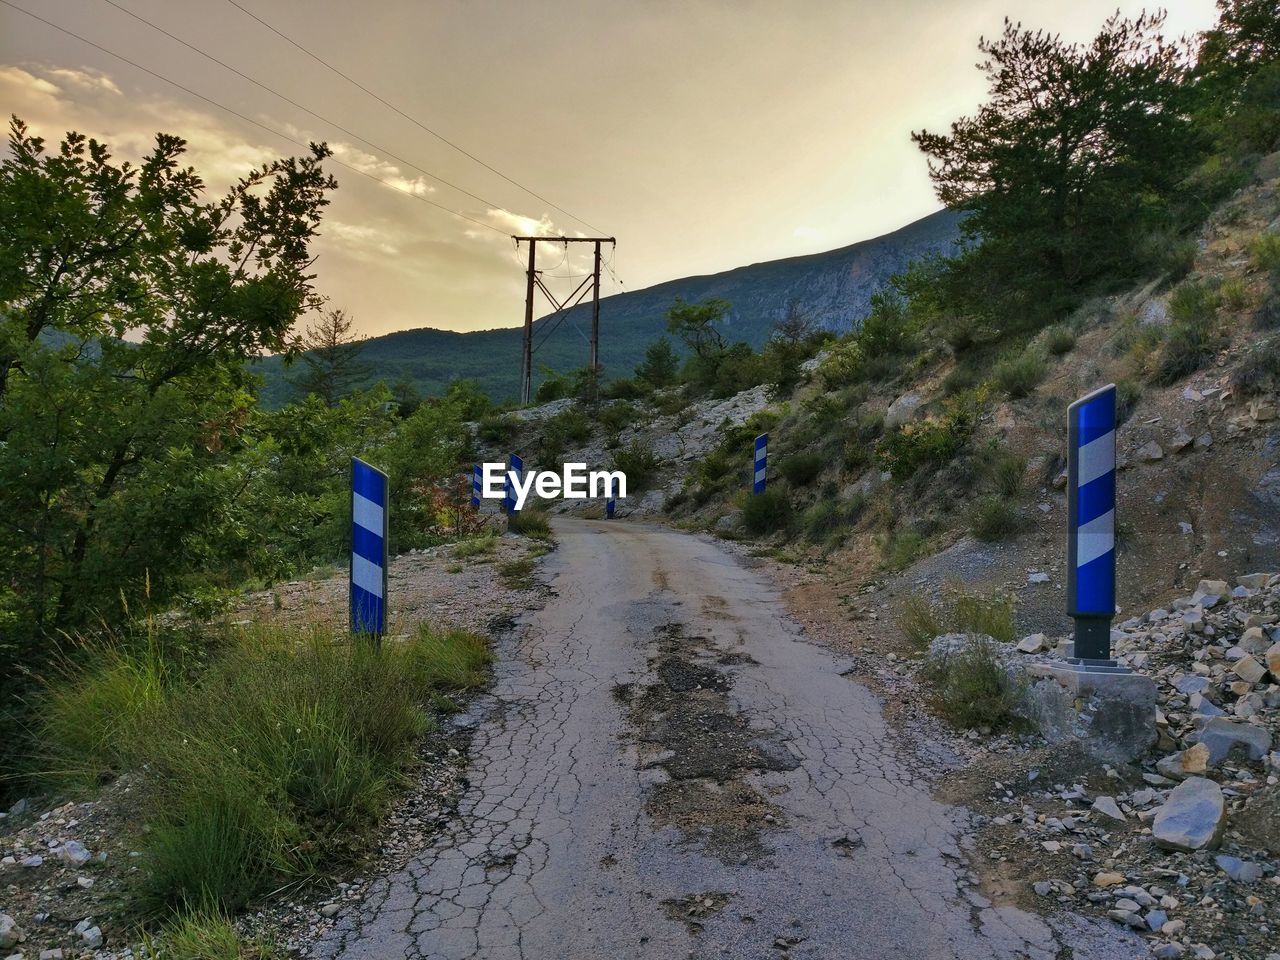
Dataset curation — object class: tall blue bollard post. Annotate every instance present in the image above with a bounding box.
[1066,384,1118,665]
[350,457,389,642]
[753,433,768,494]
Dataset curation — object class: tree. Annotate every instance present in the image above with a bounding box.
[635,336,679,388]
[1196,0,1280,154]
[0,117,336,632]
[762,301,823,398]
[771,299,818,345]
[911,12,1203,323]
[665,296,730,359]
[290,308,369,405]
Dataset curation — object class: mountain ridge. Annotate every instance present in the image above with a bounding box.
[254,207,963,405]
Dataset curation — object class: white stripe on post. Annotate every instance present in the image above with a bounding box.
[352,492,384,534]
[1077,430,1116,487]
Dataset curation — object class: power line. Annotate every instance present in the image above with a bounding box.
[222,0,607,236]
[0,0,507,235]
[97,0,516,217]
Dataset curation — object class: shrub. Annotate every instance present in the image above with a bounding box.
[897,594,944,648]
[597,401,637,434]
[601,378,645,400]
[507,508,552,540]
[881,529,927,571]
[1042,325,1076,356]
[1229,335,1280,397]
[985,449,1026,498]
[968,496,1020,541]
[612,441,661,491]
[992,349,1047,399]
[740,487,791,536]
[453,530,498,559]
[800,496,863,545]
[476,414,517,445]
[1115,378,1142,424]
[1154,314,1225,384]
[875,388,985,480]
[816,339,864,390]
[497,557,536,588]
[1250,233,1280,277]
[42,622,489,917]
[925,635,1025,730]
[1219,277,1251,311]
[779,452,823,487]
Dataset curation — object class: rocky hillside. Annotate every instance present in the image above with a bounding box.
[253,209,962,406]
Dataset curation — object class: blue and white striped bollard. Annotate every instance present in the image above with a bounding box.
[753,433,768,494]
[1066,384,1117,664]
[505,453,523,514]
[471,463,481,509]
[350,457,388,639]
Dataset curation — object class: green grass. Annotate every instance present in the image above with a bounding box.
[160,911,279,960]
[896,587,1016,648]
[924,635,1026,731]
[39,621,490,918]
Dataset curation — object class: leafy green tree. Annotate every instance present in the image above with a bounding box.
[1196,0,1280,154]
[289,308,369,406]
[0,117,336,632]
[911,12,1203,324]
[665,296,730,359]
[635,336,679,388]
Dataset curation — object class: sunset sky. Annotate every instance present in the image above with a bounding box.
[2,0,1219,339]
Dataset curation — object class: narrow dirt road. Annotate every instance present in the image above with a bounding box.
[318,519,1143,960]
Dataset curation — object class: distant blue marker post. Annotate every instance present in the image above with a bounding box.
[471,464,482,509]
[1066,384,1117,665]
[606,475,616,519]
[505,453,523,514]
[753,433,768,494]
[350,457,389,642]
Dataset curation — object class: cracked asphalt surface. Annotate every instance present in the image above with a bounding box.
[317,519,1145,960]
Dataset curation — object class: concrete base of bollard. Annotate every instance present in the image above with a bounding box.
[1023,661,1158,763]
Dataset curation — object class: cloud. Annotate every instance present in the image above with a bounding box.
[46,67,121,95]
[483,207,559,238]
[325,220,400,258]
[793,225,820,240]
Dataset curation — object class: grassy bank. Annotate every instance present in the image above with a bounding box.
[38,620,490,927]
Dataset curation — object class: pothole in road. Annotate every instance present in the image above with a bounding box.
[660,890,734,934]
[622,622,800,865]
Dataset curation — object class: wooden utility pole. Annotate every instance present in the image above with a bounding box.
[590,240,602,374]
[521,239,537,406]
[513,235,615,406]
